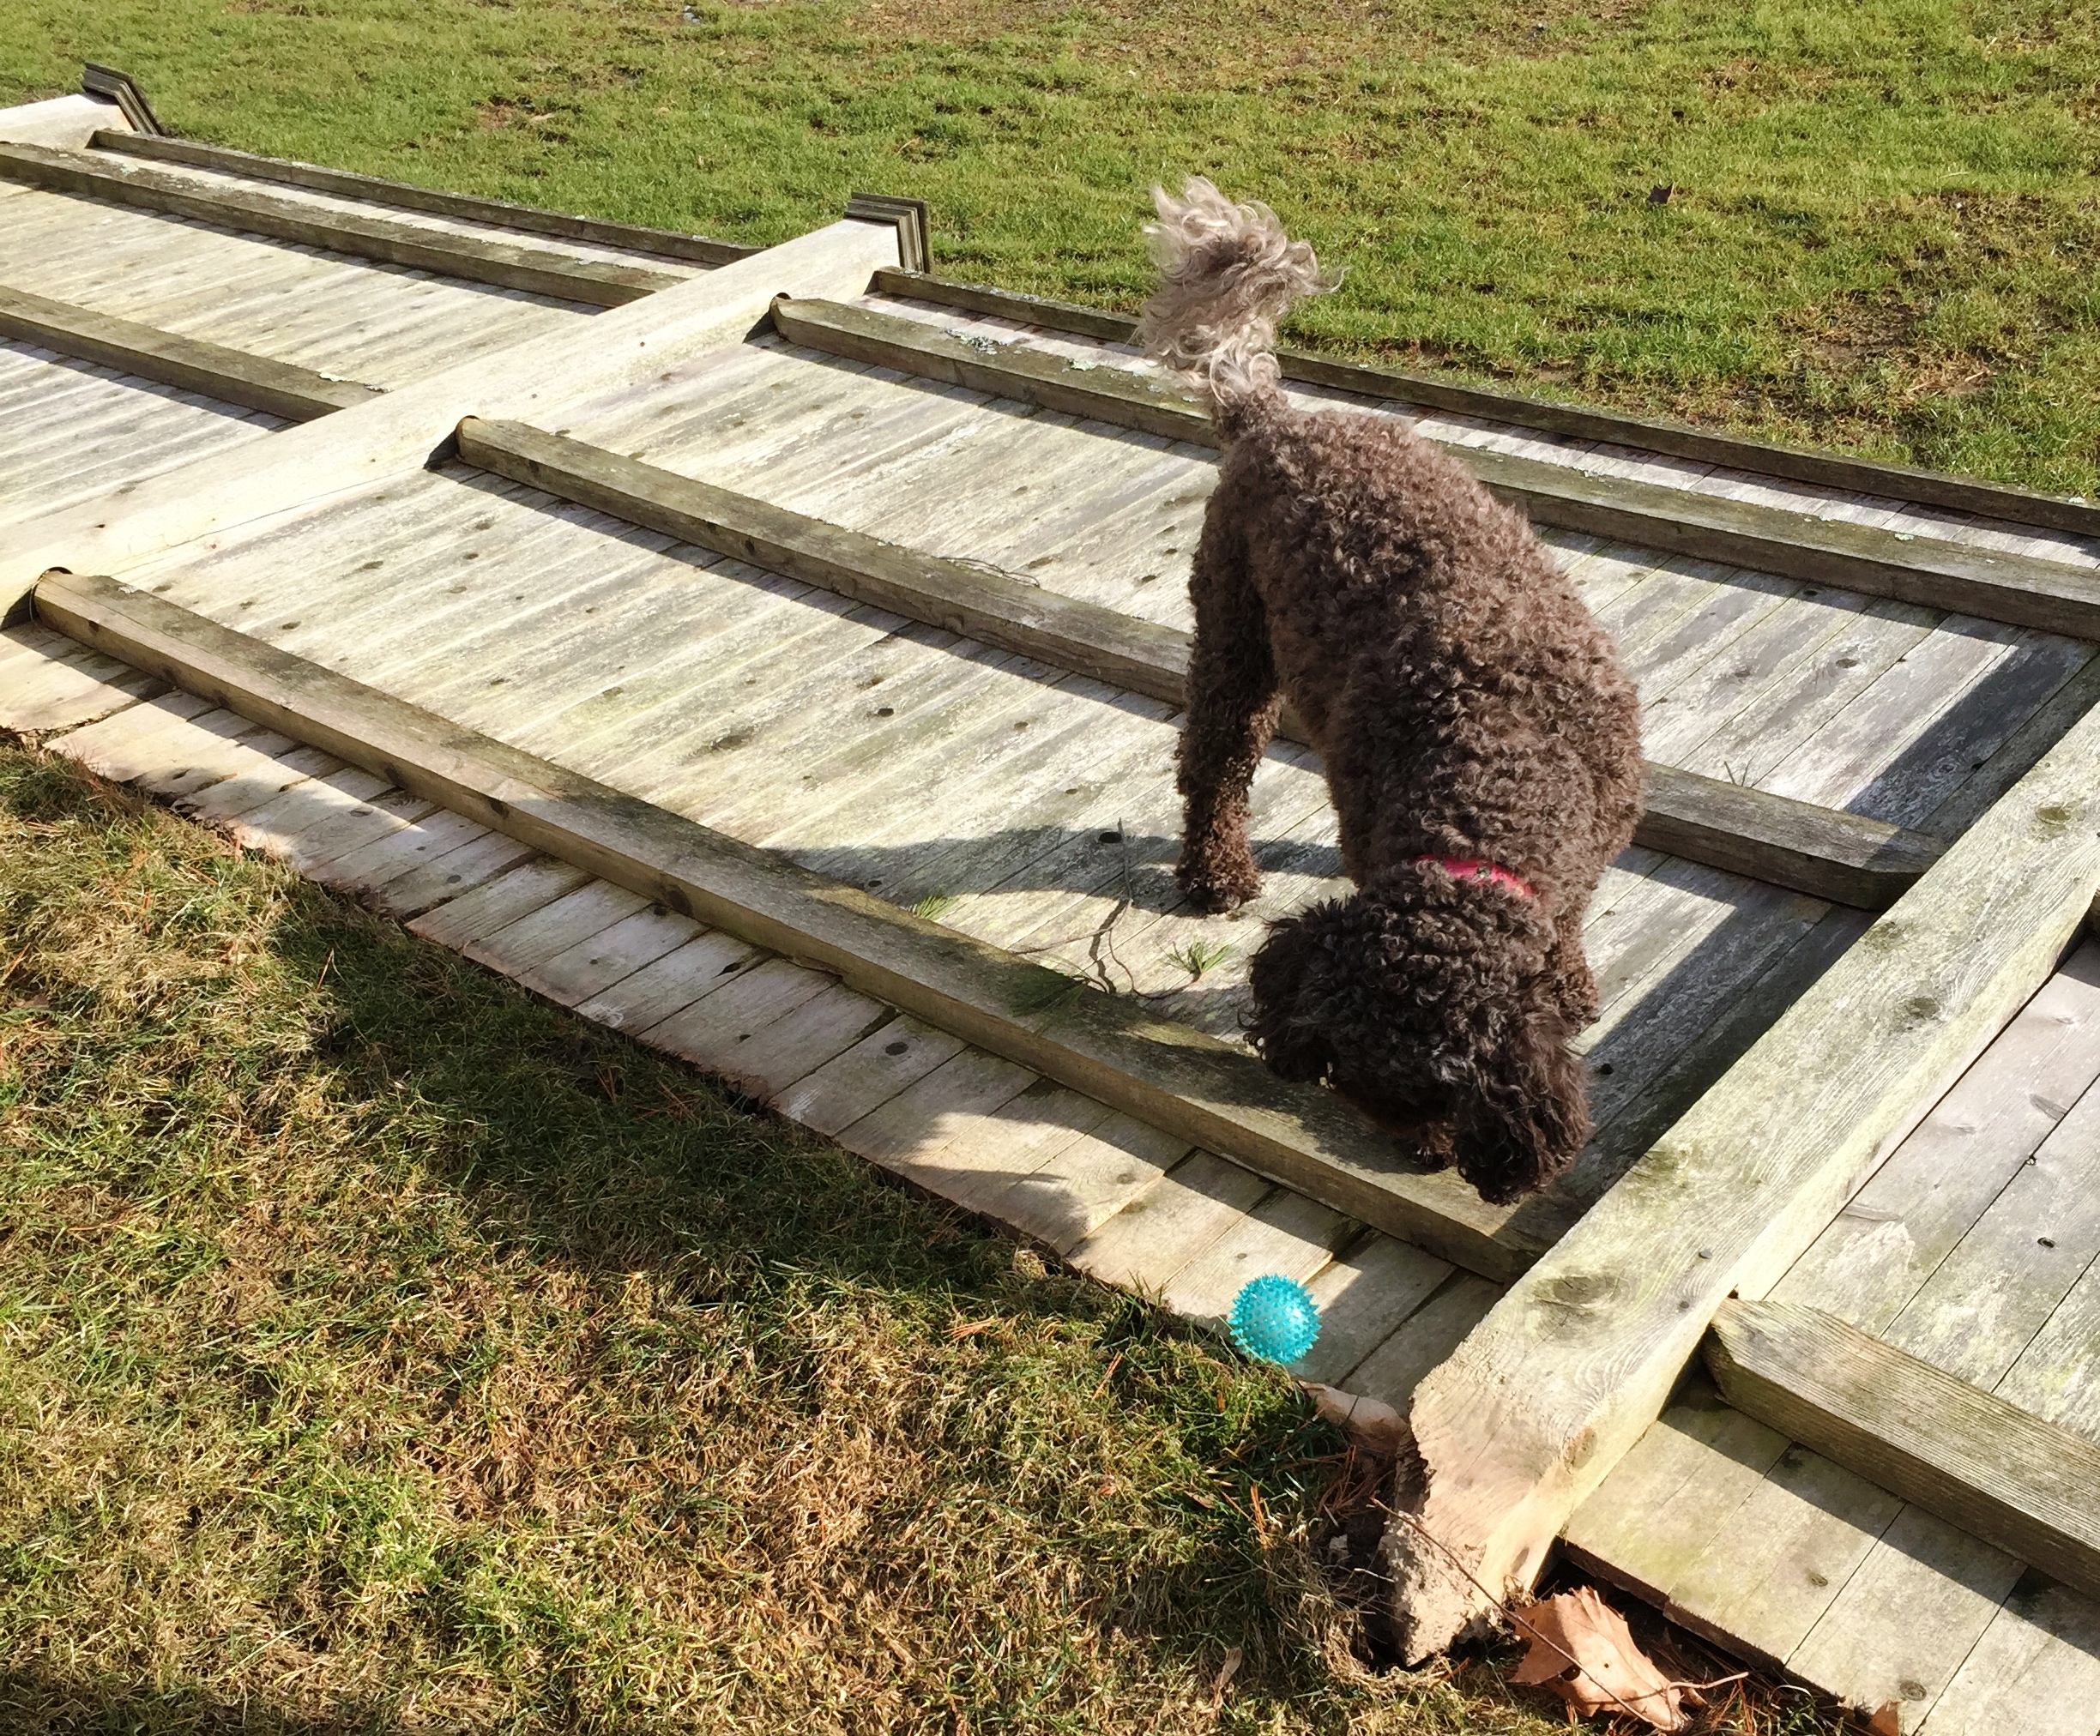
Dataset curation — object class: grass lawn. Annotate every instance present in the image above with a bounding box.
[5,0,2099,494]
[0,2,2071,1726]
[0,743,1606,1732]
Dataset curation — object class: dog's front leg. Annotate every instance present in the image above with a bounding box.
[1176,514,1280,912]
[1546,901,1601,1028]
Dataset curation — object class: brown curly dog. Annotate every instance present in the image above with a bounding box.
[1138,178,1645,1204]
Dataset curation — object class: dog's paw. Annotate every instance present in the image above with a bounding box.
[1177,860,1262,913]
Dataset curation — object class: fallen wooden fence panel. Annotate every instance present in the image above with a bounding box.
[774,296,2100,642]
[456,414,1948,913]
[33,567,1567,1281]
[870,267,2100,542]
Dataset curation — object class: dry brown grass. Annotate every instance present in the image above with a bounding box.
[0,743,1857,1734]
[0,745,1551,1732]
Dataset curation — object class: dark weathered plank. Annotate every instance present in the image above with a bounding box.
[775,296,2100,641]
[1635,771,1940,913]
[1706,1298,2100,1603]
[871,268,2100,542]
[457,415,1946,912]
[94,130,756,268]
[0,281,376,421]
[33,568,1564,1281]
[0,140,684,307]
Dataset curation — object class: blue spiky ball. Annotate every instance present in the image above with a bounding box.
[1228,1275,1321,1365]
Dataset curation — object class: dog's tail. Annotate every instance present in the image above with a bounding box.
[1137,176,1338,436]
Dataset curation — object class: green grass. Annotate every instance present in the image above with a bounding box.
[5,0,2099,492]
[0,3,2055,1721]
[0,743,1602,1732]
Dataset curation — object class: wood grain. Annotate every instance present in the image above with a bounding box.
[0,281,376,420]
[1705,1298,2100,1604]
[456,414,1947,912]
[0,216,902,618]
[456,416,1197,702]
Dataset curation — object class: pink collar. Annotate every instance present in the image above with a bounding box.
[1415,854,1535,900]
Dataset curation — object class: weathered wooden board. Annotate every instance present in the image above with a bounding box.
[1383,682,2100,1658]
[548,325,2091,855]
[95,130,754,267]
[1773,945,2100,1335]
[775,297,2100,640]
[0,140,685,305]
[454,414,1947,911]
[0,346,279,526]
[1705,1299,2100,1604]
[1565,1380,2097,1734]
[868,268,2100,541]
[0,283,377,419]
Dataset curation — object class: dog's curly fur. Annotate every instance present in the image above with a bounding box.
[1140,177,1645,1203]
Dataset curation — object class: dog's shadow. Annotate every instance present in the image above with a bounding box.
[800,825,1343,925]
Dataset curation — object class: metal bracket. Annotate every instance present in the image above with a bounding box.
[844,192,930,274]
[81,64,168,137]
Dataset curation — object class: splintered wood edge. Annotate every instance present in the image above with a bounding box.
[0,140,685,309]
[868,268,2100,543]
[32,568,1554,1282]
[1705,1298,2100,1603]
[91,130,757,268]
[0,283,376,421]
[1378,693,2100,1659]
[457,413,1945,913]
[778,295,2100,642]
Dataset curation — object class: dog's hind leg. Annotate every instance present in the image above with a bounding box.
[1175,509,1280,912]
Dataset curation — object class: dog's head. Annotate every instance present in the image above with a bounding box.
[1246,873,1589,1204]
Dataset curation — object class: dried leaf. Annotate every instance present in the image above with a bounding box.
[1864,1703,1904,1736]
[1511,1587,1687,1732]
